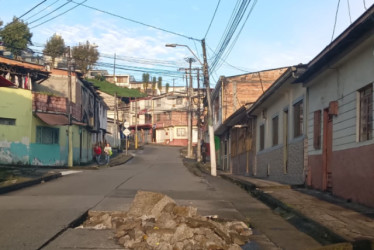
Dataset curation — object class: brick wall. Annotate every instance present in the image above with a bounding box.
[32,92,67,113]
[222,68,287,121]
[156,111,197,129]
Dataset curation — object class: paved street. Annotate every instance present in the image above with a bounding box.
[0,145,321,249]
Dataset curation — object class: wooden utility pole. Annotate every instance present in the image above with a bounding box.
[201,39,216,176]
[67,46,73,167]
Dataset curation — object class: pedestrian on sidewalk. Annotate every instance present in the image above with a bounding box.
[94,143,102,164]
[104,143,112,165]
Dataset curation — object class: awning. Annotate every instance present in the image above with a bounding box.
[0,76,15,87]
[35,113,69,126]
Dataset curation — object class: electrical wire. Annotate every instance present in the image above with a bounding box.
[363,0,367,10]
[331,0,341,42]
[204,0,221,39]
[213,0,257,72]
[30,0,87,29]
[69,0,201,42]
[347,0,352,24]
[210,0,252,73]
[27,0,72,25]
[25,0,61,21]
[18,0,48,20]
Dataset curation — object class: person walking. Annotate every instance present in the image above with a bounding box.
[104,143,112,165]
[94,144,102,164]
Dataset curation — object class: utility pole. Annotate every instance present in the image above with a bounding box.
[186,57,195,158]
[135,98,138,149]
[114,92,118,148]
[201,39,216,176]
[196,68,201,162]
[113,53,116,83]
[67,46,73,167]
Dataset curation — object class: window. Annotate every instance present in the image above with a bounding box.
[177,128,186,136]
[176,98,182,105]
[359,84,373,141]
[293,100,303,137]
[36,126,59,144]
[259,124,265,151]
[272,116,279,146]
[156,99,161,107]
[313,110,321,149]
[156,114,161,122]
[0,118,16,126]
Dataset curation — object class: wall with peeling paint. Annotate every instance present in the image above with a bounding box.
[0,88,32,165]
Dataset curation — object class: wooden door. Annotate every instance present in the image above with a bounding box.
[322,109,333,191]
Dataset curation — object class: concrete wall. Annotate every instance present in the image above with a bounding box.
[253,80,306,184]
[306,35,374,207]
[0,88,33,165]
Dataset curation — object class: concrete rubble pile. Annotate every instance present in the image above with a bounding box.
[82,191,253,249]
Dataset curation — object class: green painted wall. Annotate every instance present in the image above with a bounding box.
[1,88,94,166]
[0,88,32,165]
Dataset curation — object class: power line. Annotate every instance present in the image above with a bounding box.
[363,0,367,10]
[25,0,61,21]
[30,0,88,29]
[27,0,73,25]
[69,0,201,42]
[204,0,221,39]
[18,0,48,19]
[331,0,341,42]
[347,0,352,24]
[213,0,258,72]
[210,0,252,73]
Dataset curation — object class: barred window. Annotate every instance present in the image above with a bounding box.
[293,100,303,138]
[177,128,186,136]
[0,118,16,126]
[36,126,59,144]
[359,84,373,141]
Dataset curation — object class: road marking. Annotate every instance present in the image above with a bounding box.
[60,170,82,176]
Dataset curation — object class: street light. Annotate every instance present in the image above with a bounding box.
[166,42,217,176]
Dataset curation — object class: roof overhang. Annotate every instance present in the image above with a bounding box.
[296,5,374,84]
[35,112,69,126]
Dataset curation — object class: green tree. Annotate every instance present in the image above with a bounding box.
[157,77,162,93]
[142,73,149,93]
[43,34,65,68]
[0,17,32,59]
[165,83,170,93]
[72,41,99,76]
[152,76,156,95]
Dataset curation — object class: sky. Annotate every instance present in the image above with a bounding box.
[1,0,373,87]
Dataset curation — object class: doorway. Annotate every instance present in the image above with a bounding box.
[322,109,333,192]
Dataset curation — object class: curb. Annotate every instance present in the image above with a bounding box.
[220,174,346,245]
[0,172,62,195]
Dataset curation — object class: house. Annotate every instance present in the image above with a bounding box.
[0,57,50,165]
[212,68,288,170]
[296,5,374,207]
[248,65,307,184]
[0,56,108,166]
[151,91,200,146]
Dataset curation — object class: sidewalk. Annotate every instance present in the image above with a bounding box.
[220,172,374,248]
[0,152,133,194]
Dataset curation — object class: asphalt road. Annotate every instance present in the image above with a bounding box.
[0,145,321,250]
